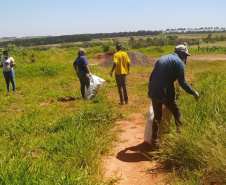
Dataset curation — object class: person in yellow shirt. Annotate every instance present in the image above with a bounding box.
[110,44,130,105]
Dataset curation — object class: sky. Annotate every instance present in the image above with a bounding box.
[1,0,226,38]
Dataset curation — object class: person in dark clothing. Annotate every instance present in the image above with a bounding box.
[73,48,91,98]
[148,45,199,150]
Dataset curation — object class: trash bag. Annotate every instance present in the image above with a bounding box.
[144,103,154,145]
[85,74,105,99]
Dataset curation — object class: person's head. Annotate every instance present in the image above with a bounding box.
[78,48,86,56]
[116,43,122,51]
[3,50,9,58]
[174,45,190,62]
[182,42,188,46]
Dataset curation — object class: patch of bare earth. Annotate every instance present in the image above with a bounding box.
[102,109,171,185]
[188,54,226,60]
[153,54,226,61]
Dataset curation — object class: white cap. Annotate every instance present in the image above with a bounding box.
[79,48,86,53]
[175,45,190,56]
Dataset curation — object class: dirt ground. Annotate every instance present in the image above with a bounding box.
[93,51,156,67]
[89,53,226,66]
[188,54,226,60]
[102,107,172,185]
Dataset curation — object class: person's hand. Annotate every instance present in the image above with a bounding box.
[89,72,92,77]
[110,72,113,77]
[10,62,15,67]
[127,71,130,76]
[193,91,199,100]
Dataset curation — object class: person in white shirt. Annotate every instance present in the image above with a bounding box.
[1,50,16,92]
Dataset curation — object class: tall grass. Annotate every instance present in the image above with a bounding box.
[160,65,226,184]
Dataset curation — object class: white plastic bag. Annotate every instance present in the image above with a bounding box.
[144,103,154,145]
[85,75,105,99]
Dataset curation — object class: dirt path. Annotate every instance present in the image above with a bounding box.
[188,54,226,60]
[102,108,171,185]
[153,54,226,61]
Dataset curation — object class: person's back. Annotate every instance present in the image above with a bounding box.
[74,55,90,73]
[110,44,130,104]
[114,51,130,75]
[149,52,196,101]
[149,53,183,101]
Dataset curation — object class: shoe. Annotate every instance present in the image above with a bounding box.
[118,101,124,105]
[125,101,129,104]
[151,142,160,151]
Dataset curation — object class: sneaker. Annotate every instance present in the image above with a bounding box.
[125,101,129,104]
[118,102,124,105]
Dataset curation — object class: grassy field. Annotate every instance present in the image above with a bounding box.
[0,44,225,184]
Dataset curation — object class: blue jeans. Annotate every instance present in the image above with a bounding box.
[3,69,16,92]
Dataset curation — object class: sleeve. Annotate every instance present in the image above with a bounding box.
[113,54,117,63]
[126,53,131,63]
[177,61,196,95]
[82,56,88,65]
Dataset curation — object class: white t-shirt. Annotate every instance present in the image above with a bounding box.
[1,57,14,72]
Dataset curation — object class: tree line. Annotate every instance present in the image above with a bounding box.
[0,30,226,48]
[0,31,161,47]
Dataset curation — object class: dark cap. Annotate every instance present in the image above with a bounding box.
[116,44,122,50]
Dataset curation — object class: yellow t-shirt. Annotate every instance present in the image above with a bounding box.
[113,51,131,75]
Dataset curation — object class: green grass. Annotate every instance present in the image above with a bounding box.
[159,61,226,184]
[0,45,225,184]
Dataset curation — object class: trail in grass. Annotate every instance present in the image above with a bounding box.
[102,110,170,185]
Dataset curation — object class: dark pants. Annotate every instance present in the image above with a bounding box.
[77,71,90,98]
[151,98,182,144]
[115,74,128,102]
[3,69,16,92]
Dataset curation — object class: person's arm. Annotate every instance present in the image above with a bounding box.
[73,64,77,72]
[177,62,199,100]
[148,69,155,98]
[82,56,91,76]
[0,61,3,68]
[110,63,116,77]
[127,63,130,75]
[84,64,91,74]
[10,61,15,67]
[73,59,78,72]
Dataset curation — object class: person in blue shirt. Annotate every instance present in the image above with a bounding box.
[148,45,199,150]
[73,48,91,98]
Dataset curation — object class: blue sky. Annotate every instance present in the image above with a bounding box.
[1,0,226,37]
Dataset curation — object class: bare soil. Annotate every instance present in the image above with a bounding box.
[188,54,226,60]
[98,52,157,67]
[102,107,171,185]
[89,53,226,66]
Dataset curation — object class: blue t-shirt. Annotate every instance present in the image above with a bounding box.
[73,56,89,72]
[148,53,195,101]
